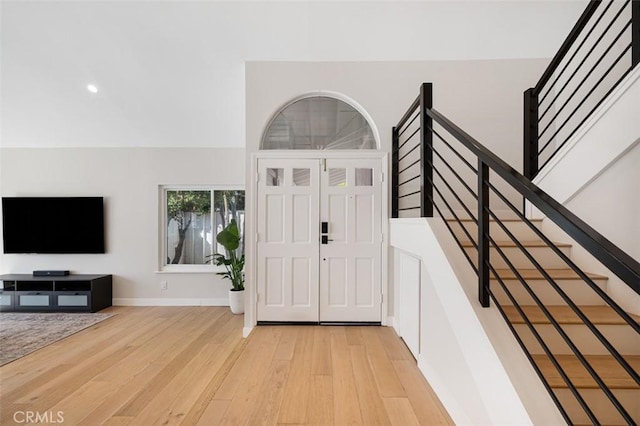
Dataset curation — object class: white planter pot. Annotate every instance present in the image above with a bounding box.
[228,289,245,314]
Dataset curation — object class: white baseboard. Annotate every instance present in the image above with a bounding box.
[242,326,254,338]
[113,298,228,306]
[385,315,395,329]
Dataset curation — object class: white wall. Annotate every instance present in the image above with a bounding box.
[0,147,245,304]
[245,59,550,217]
[390,218,564,425]
[245,59,552,219]
[565,142,640,260]
[246,59,549,159]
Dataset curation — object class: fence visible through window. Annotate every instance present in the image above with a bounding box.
[164,189,245,266]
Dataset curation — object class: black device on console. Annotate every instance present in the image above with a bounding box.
[32,270,70,277]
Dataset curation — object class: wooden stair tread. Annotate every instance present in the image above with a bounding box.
[461,240,571,248]
[533,354,640,389]
[492,268,607,281]
[447,218,542,223]
[503,305,640,325]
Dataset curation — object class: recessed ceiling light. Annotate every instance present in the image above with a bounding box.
[87,84,99,94]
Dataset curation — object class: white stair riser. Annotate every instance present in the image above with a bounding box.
[555,388,639,425]
[465,245,572,269]
[513,323,640,356]
[494,279,608,306]
[450,220,544,242]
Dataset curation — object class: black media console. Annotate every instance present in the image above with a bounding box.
[0,274,112,313]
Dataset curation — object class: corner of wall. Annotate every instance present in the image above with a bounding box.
[242,326,254,338]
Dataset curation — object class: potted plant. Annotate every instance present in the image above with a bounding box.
[210,219,245,314]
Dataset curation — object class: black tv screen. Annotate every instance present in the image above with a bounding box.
[2,197,105,254]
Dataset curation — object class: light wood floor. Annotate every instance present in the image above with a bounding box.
[0,307,453,425]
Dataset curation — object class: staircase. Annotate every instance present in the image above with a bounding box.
[452,218,640,425]
[392,22,640,415]
[391,86,640,422]
[389,2,640,421]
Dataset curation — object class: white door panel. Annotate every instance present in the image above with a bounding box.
[320,159,382,322]
[257,159,320,322]
[256,157,382,323]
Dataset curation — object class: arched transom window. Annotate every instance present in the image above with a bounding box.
[261,96,377,150]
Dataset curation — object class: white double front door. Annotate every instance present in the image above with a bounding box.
[256,157,383,323]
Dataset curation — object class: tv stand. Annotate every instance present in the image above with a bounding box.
[0,274,112,313]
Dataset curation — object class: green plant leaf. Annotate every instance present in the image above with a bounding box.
[216,219,240,251]
[212,219,244,291]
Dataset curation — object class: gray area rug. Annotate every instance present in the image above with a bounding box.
[0,312,114,366]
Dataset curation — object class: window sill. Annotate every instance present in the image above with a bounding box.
[156,266,225,274]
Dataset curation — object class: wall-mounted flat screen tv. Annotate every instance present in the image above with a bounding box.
[2,197,105,254]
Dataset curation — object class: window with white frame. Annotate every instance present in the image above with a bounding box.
[261,96,377,150]
[160,187,245,271]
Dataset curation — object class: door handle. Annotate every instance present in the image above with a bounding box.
[321,235,334,244]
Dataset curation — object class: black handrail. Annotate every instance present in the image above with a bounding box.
[537,0,616,106]
[420,84,433,218]
[396,96,419,130]
[538,4,631,135]
[538,43,634,171]
[524,0,639,179]
[634,0,640,64]
[486,179,640,334]
[429,108,640,295]
[485,204,640,387]
[393,81,640,296]
[393,83,433,219]
[533,0,603,95]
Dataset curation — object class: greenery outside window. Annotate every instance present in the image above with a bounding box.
[160,186,245,272]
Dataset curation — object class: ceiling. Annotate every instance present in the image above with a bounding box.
[0,1,585,148]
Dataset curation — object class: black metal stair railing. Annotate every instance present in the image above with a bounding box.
[524,0,640,179]
[392,82,640,425]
